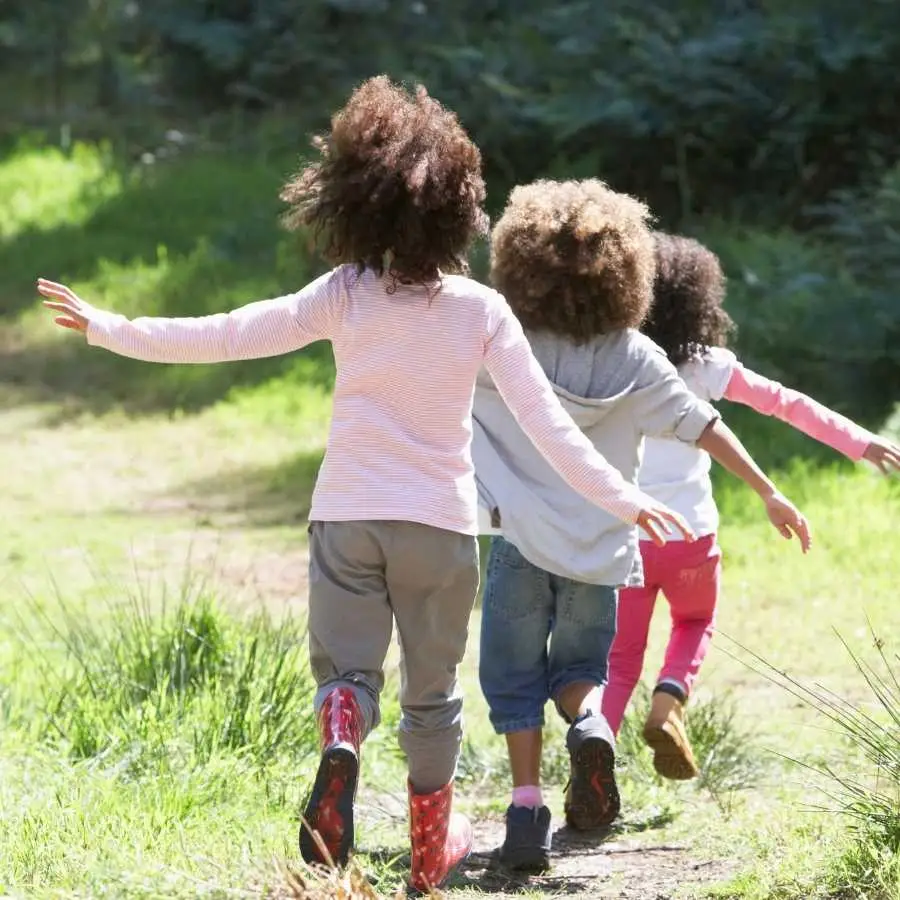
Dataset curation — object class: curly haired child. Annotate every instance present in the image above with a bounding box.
[471,180,810,872]
[602,232,900,780]
[38,79,697,892]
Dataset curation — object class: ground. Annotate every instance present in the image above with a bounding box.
[3,374,897,899]
[1,142,898,900]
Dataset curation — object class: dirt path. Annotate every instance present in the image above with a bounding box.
[356,790,735,900]
[460,817,734,899]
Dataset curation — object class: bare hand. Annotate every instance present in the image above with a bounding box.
[764,491,811,553]
[862,437,900,476]
[37,278,91,333]
[637,504,696,548]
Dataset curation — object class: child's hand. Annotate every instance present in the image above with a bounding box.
[764,492,811,553]
[862,437,900,475]
[37,279,91,333]
[637,504,695,548]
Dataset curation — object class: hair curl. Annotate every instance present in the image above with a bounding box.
[280,76,488,284]
[489,179,655,342]
[642,233,736,366]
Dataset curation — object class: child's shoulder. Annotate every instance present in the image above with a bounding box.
[441,273,503,301]
[680,346,738,375]
[679,346,739,399]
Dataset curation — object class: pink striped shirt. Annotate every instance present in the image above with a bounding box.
[85,265,651,534]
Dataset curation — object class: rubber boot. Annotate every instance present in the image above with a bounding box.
[299,686,363,866]
[408,780,473,893]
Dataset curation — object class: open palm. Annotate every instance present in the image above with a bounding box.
[38,279,91,333]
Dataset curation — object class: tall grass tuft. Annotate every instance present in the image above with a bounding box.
[27,576,318,772]
[733,628,900,898]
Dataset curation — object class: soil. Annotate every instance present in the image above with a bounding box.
[457,816,735,899]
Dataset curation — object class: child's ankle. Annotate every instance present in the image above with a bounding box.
[511,785,543,809]
[655,679,688,703]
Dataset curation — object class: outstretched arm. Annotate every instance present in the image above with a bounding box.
[483,301,695,545]
[724,363,900,474]
[696,418,811,552]
[38,269,340,364]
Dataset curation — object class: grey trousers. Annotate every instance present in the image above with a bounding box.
[308,520,479,793]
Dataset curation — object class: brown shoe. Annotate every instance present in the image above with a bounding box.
[642,688,700,781]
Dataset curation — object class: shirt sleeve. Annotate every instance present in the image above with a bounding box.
[635,344,720,442]
[482,299,653,524]
[723,362,873,461]
[85,267,342,364]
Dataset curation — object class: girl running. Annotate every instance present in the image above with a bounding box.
[39,78,694,892]
[602,232,900,779]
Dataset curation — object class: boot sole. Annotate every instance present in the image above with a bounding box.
[299,745,359,867]
[565,736,620,830]
[643,724,699,781]
[500,845,551,873]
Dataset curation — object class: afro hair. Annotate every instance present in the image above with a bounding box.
[280,76,488,284]
[489,179,655,342]
[643,233,736,366]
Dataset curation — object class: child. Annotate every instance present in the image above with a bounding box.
[471,180,810,872]
[38,79,695,893]
[602,232,900,780]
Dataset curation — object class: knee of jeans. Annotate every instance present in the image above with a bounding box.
[548,668,607,705]
[399,695,463,734]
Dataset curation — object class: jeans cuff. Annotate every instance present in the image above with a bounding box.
[491,714,545,735]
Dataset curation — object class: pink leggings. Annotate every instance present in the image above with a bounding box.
[602,534,721,735]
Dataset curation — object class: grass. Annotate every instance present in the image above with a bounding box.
[1,137,899,898]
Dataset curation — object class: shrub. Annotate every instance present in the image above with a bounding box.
[31,580,318,771]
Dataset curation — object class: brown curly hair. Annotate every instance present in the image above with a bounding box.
[642,233,736,366]
[280,76,488,284]
[489,179,655,342]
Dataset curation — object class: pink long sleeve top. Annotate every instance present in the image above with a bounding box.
[638,347,873,539]
[84,264,652,534]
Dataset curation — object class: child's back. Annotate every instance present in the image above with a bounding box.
[314,266,506,530]
[474,327,712,584]
[637,346,736,539]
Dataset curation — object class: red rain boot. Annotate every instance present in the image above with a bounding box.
[299,687,363,867]
[408,780,473,893]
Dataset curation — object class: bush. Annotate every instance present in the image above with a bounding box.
[693,223,895,427]
[31,582,318,771]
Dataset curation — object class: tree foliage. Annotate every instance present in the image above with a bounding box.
[3,0,899,416]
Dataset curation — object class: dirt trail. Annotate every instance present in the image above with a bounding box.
[459,817,734,899]
[357,792,735,900]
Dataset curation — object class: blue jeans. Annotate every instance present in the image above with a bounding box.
[479,537,618,735]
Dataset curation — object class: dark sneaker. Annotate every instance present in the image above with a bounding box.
[499,804,552,872]
[563,712,620,830]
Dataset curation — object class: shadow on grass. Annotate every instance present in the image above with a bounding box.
[358,845,596,896]
[0,138,340,419]
[127,447,327,528]
[0,333,335,422]
[0,144,300,320]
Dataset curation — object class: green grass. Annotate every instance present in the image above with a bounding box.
[1,138,899,898]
